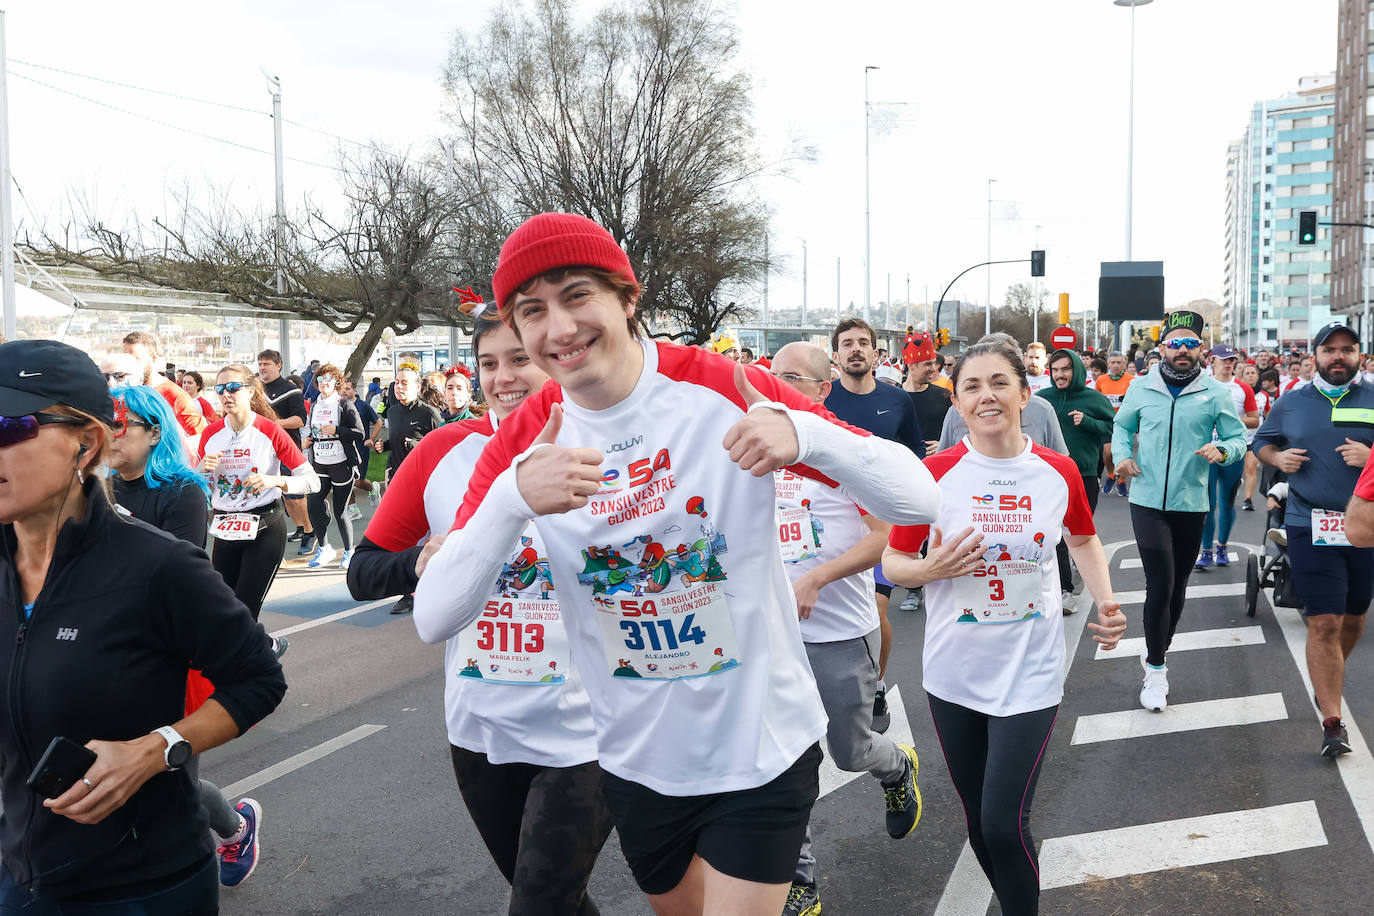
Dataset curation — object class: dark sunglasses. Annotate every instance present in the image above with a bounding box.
[0,413,89,449]
[103,372,131,384]
[214,382,247,396]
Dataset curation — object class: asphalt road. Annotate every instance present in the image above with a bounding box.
[208,490,1374,915]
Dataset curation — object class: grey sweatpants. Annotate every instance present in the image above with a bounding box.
[795,627,906,884]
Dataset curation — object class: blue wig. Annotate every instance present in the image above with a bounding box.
[110,385,210,496]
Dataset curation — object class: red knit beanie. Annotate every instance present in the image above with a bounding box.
[491,212,637,314]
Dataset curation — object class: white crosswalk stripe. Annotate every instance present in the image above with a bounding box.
[1113,581,1246,605]
[1095,625,1265,660]
[1070,693,1287,744]
[1039,801,1328,889]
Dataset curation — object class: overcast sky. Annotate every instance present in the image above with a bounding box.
[2,0,1340,331]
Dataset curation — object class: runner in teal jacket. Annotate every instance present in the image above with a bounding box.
[1110,366,1247,513]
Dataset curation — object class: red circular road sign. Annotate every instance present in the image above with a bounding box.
[1050,325,1078,350]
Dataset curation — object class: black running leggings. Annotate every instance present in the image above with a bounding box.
[307,462,355,552]
[450,746,614,916]
[210,502,287,620]
[1130,504,1207,667]
[929,695,1058,916]
[1056,476,1101,592]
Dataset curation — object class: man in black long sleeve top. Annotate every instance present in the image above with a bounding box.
[822,317,925,732]
[374,365,441,483]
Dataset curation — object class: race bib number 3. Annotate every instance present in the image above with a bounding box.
[1312,509,1350,547]
[952,560,1044,624]
[594,584,742,680]
[210,513,260,541]
[456,597,571,686]
[777,507,819,563]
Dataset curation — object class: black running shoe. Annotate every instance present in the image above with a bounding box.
[391,595,414,615]
[1242,498,1254,511]
[783,881,821,916]
[872,689,891,734]
[287,526,304,542]
[1322,718,1352,758]
[295,533,315,556]
[270,635,289,660]
[882,745,922,838]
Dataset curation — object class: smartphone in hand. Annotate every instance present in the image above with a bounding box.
[27,736,97,799]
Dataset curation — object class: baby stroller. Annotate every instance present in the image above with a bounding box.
[1245,481,1303,617]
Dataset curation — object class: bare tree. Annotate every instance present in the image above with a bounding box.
[442,0,776,341]
[26,148,484,379]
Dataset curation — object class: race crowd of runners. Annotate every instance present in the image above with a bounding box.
[0,211,1370,915]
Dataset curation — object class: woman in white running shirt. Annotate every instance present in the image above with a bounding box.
[883,339,1126,916]
[414,213,940,916]
[301,364,365,570]
[347,313,611,915]
[199,365,318,620]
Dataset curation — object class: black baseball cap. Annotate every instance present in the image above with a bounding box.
[1312,322,1359,349]
[0,339,115,425]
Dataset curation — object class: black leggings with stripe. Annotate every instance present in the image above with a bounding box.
[929,694,1058,916]
[210,502,287,620]
[307,461,356,552]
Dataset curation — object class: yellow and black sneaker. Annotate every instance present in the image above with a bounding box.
[783,881,821,916]
[882,744,922,838]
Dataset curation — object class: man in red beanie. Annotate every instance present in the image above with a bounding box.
[414,212,941,915]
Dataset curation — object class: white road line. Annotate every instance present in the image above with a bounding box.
[817,686,913,799]
[933,541,1131,916]
[268,599,395,638]
[219,724,388,799]
[1094,625,1265,660]
[1039,801,1327,889]
[1270,596,1374,853]
[1070,693,1287,745]
[1114,582,1245,606]
[1120,558,1143,569]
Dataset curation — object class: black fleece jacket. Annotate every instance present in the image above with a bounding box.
[0,479,286,898]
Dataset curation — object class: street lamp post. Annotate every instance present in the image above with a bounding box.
[864,65,878,325]
[1034,224,1043,343]
[986,178,996,336]
[800,238,808,326]
[262,68,290,370]
[0,12,15,342]
[1115,0,1152,352]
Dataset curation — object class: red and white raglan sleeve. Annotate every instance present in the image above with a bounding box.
[412,386,559,645]
[365,428,459,552]
[197,419,225,464]
[1034,445,1096,537]
[886,450,961,554]
[259,416,320,495]
[657,345,941,526]
[1239,380,1258,414]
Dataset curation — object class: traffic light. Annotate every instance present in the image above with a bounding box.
[1298,211,1318,246]
[936,328,951,347]
[1030,249,1045,277]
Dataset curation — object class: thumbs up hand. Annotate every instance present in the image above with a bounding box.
[722,363,800,476]
[516,403,606,515]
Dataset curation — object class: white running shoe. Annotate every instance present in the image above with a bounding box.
[1139,656,1169,712]
[339,548,354,571]
[309,543,337,569]
[1061,590,1077,616]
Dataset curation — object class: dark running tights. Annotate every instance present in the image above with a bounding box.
[1130,504,1207,667]
[450,746,614,916]
[211,504,287,620]
[929,695,1058,916]
[307,480,354,552]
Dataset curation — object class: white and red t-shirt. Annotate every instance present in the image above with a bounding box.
[774,469,877,644]
[365,412,595,768]
[889,436,1095,717]
[1282,376,1310,395]
[438,339,918,796]
[1026,373,1053,393]
[198,414,307,512]
[308,394,347,466]
[1215,377,1259,443]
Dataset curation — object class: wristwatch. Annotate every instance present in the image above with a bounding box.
[153,725,193,771]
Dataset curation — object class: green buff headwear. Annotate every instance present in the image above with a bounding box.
[1162,310,1205,337]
